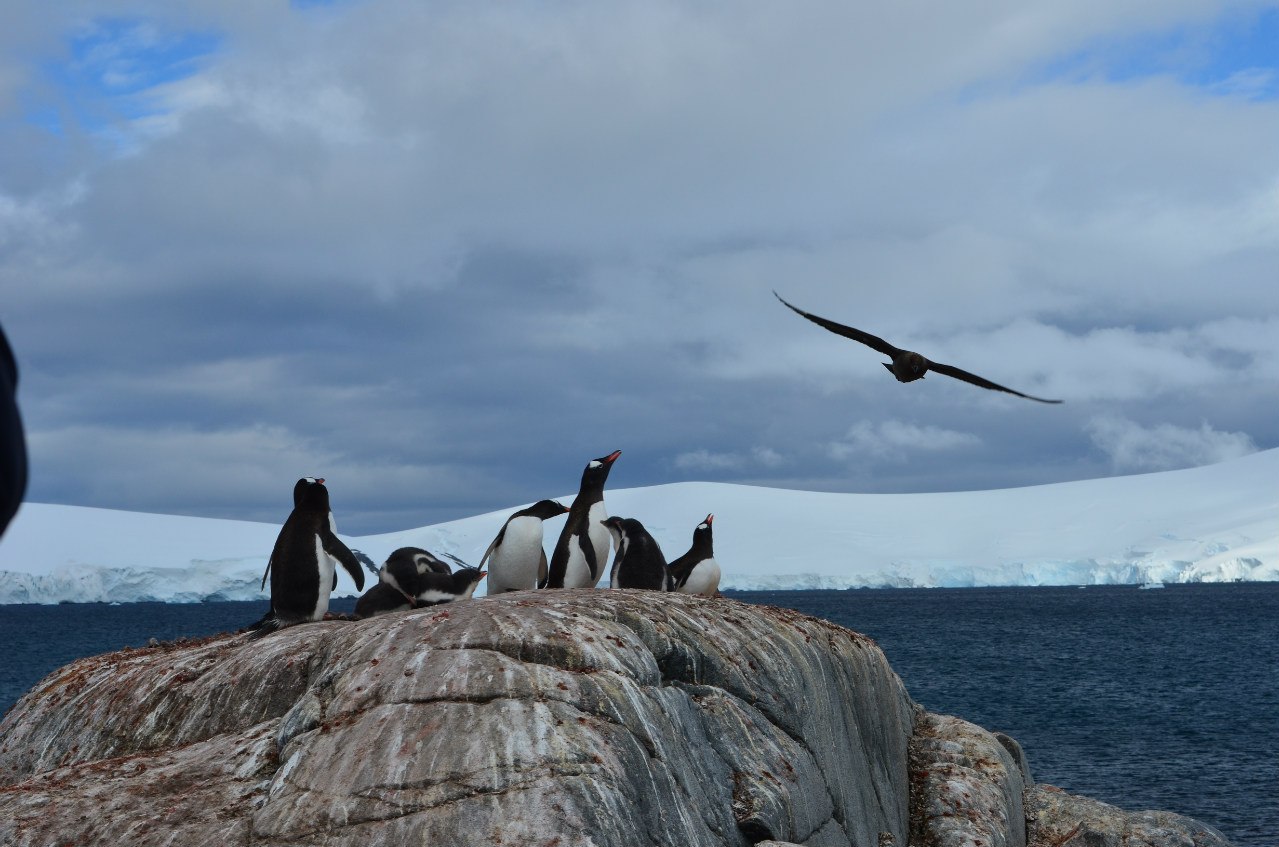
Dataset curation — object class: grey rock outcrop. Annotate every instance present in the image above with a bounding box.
[1025,785,1234,847]
[0,592,914,846]
[0,591,1236,847]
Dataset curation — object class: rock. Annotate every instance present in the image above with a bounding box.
[1026,785,1234,847]
[0,592,915,846]
[0,591,1235,847]
[909,712,1028,847]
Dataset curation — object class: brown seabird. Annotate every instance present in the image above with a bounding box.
[774,291,1062,404]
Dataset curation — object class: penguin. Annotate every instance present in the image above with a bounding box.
[481,499,570,594]
[603,516,670,591]
[380,546,451,601]
[414,566,487,607]
[251,477,365,636]
[353,581,417,619]
[543,450,622,589]
[667,514,721,596]
[353,548,487,619]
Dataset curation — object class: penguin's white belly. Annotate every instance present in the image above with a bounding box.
[311,535,337,621]
[564,502,610,588]
[677,558,721,596]
[488,517,546,593]
[562,543,594,588]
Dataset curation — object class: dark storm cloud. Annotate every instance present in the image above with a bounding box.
[1,1,1277,533]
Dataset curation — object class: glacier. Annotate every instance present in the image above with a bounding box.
[0,449,1275,604]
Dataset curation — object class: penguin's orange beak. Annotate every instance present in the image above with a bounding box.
[604,450,622,463]
[317,478,326,485]
[705,514,714,524]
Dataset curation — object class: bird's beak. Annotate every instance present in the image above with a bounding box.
[604,450,622,463]
[317,478,326,485]
[705,514,714,524]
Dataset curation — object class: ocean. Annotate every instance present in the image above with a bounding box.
[1,583,1274,846]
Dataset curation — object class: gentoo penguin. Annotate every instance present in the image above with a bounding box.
[544,450,622,589]
[603,516,669,591]
[773,291,1062,403]
[668,514,721,596]
[415,565,486,607]
[380,546,451,598]
[353,555,487,619]
[251,477,365,636]
[482,499,570,594]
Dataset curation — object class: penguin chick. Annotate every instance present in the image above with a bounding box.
[380,546,451,597]
[545,450,622,589]
[353,581,416,619]
[774,291,1062,403]
[415,566,487,607]
[603,516,669,591]
[250,477,365,637]
[483,499,570,594]
[668,514,721,596]
[352,547,451,619]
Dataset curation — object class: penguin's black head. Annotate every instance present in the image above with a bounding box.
[451,566,487,599]
[293,477,330,511]
[528,499,571,520]
[580,450,622,487]
[692,513,714,551]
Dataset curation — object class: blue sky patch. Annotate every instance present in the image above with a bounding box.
[1039,7,1279,99]
[27,17,222,143]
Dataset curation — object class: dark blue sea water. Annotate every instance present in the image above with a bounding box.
[1,584,1275,846]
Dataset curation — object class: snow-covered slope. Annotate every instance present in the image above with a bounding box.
[1,450,1275,603]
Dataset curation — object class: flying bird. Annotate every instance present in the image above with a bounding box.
[773,291,1062,404]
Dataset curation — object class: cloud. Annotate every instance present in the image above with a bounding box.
[828,421,982,462]
[672,446,785,473]
[1,3,1278,532]
[1086,415,1257,472]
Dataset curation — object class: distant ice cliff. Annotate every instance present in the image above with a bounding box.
[2,449,1275,603]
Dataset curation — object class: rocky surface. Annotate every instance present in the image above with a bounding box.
[1025,786,1234,847]
[0,591,1235,846]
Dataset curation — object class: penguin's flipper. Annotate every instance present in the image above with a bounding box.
[479,522,507,569]
[544,532,571,589]
[322,531,367,591]
[538,548,548,584]
[259,558,272,592]
[578,529,600,585]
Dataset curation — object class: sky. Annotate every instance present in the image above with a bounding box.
[1,1,1277,535]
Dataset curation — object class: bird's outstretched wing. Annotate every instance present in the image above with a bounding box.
[928,361,1062,404]
[773,291,901,357]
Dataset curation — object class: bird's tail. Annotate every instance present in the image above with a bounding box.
[244,610,283,640]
